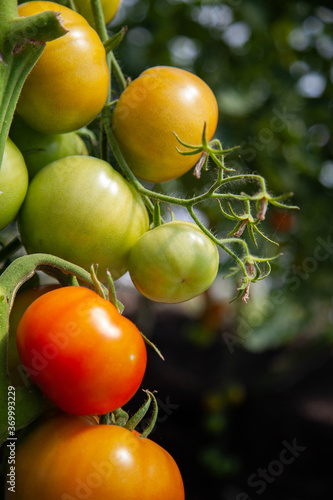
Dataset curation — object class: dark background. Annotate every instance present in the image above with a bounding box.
[110,0,333,498]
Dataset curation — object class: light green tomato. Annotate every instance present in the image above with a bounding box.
[0,138,29,231]
[18,156,149,281]
[10,116,88,179]
[128,221,219,303]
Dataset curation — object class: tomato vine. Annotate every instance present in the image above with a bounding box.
[86,0,298,304]
[0,0,299,450]
[102,108,298,303]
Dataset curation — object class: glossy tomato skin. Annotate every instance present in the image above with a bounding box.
[18,155,149,281]
[112,66,219,183]
[75,0,122,26]
[10,116,88,179]
[128,221,219,303]
[11,412,185,500]
[0,138,29,231]
[16,286,147,415]
[16,1,109,134]
[7,284,60,386]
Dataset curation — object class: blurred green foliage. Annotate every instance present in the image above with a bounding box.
[110,0,333,351]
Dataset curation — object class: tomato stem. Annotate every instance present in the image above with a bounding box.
[90,0,108,44]
[112,407,129,427]
[106,270,124,313]
[124,390,159,437]
[125,391,152,432]
[90,264,107,299]
[0,237,21,266]
[140,332,165,361]
[140,391,159,438]
[102,95,297,303]
[153,201,162,228]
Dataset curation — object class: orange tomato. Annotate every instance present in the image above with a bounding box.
[16,1,109,134]
[112,66,219,183]
[11,412,185,500]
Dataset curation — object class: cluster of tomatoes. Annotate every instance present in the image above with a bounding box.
[0,0,224,498]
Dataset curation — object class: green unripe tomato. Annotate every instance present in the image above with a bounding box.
[10,116,88,178]
[75,0,122,26]
[0,138,29,231]
[18,156,150,280]
[128,221,219,303]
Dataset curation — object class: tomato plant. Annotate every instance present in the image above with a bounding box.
[10,411,185,500]
[18,155,150,281]
[16,286,147,415]
[128,221,219,303]
[10,116,88,178]
[75,0,122,27]
[112,66,219,183]
[16,1,109,134]
[0,0,297,470]
[0,137,28,231]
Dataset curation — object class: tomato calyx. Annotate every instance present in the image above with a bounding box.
[103,26,128,54]
[90,264,165,361]
[90,264,124,313]
[100,390,159,438]
[173,121,240,179]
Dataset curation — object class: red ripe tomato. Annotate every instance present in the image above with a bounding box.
[16,1,109,134]
[112,66,219,183]
[11,412,185,500]
[16,286,147,415]
[7,284,60,387]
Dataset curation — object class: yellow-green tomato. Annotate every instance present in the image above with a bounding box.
[112,66,219,183]
[10,116,88,179]
[75,0,122,26]
[18,156,149,281]
[128,221,219,303]
[0,138,29,231]
[16,1,109,134]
